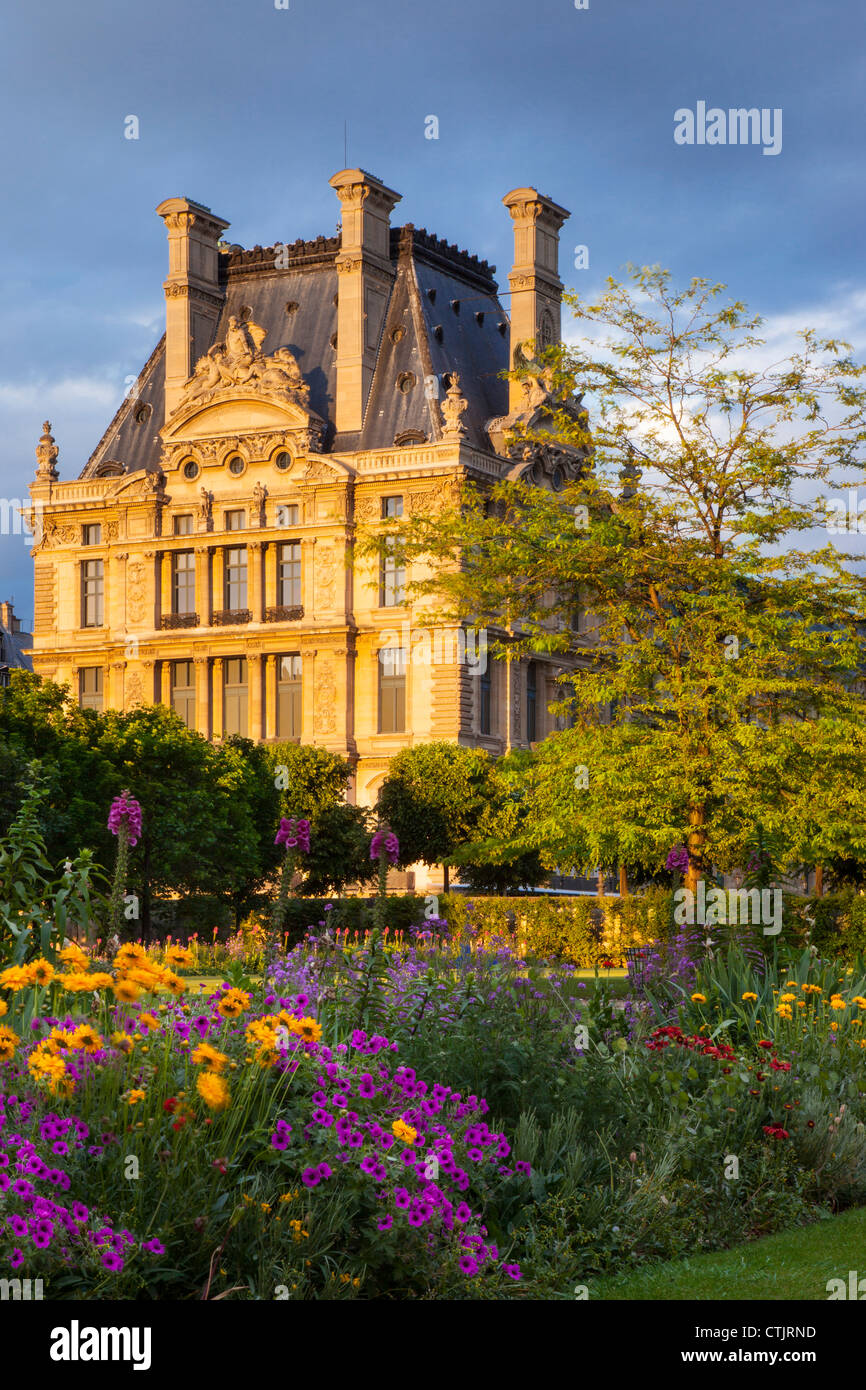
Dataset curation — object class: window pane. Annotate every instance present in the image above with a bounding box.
[173,514,193,536]
[378,647,406,733]
[223,657,247,736]
[172,551,195,614]
[171,660,195,728]
[526,662,537,742]
[83,523,102,546]
[225,510,245,532]
[382,496,403,518]
[82,559,104,627]
[278,542,302,607]
[480,669,492,735]
[277,654,302,739]
[225,548,247,609]
[79,666,103,711]
[380,539,405,607]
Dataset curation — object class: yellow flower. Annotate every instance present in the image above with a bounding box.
[126,1088,146,1105]
[0,1000,7,1019]
[779,993,797,1004]
[831,1022,839,1031]
[741,992,758,1001]
[690,993,707,1004]
[801,983,822,994]
[197,1071,231,1111]
[783,982,798,989]
[161,971,186,996]
[0,1025,20,1063]
[392,1119,418,1144]
[30,958,55,987]
[217,989,250,1019]
[776,1004,793,1020]
[113,979,141,1003]
[125,966,162,989]
[0,966,30,992]
[89,973,115,990]
[58,944,90,967]
[70,1024,103,1054]
[830,997,847,1011]
[113,944,148,968]
[165,946,194,969]
[852,997,866,1008]
[111,1030,134,1053]
[288,1016,323,1044]
[139,1012,161,1032]
[191,1042,229,1073]
[28,1051,66,1086]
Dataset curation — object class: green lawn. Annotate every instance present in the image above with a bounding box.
[589,1207,866,1300]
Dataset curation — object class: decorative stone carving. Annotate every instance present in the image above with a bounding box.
[252,481,267,526]
[315,543,338,610]
[303,462,337,484]
[313,659,337,735]
[354,495,379,522]
[177,316,311,411]
[35,422,59,480]
[126,560,147,624]
[125,672,145,709]
[406,480,460,516]
[440,374,469,438]
[198,488,213,528]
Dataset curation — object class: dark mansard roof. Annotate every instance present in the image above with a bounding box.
[81,225,509,478]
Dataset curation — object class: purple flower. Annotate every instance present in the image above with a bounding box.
[142,1238,165,1254]
[316,1163,333,1182]
[107,791,143,846]
[393,1187,411,1209]
[301,1167,321,1188]
[377,1214,393,1231]
[458,1254,479,1276]
[8,1249,23,1269]
[370,829,400,864]
[275,817,311,853]
[101,1250,124,1272]
[665,844,690,873]
[502,1263,522,1281]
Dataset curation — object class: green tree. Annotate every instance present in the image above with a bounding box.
[377,742,498,889]
[454,752,548,894]
[373,268,866,889]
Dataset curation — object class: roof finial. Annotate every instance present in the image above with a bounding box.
[35,421,59,480]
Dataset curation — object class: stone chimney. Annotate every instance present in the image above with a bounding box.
[502,188,570,413]
[156,197,230,422]
[329,169,401,433]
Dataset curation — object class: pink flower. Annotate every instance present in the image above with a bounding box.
[370,829,400,864]
[107,791,142,847]
[275,817,311,852]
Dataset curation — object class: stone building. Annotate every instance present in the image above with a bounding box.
[27,170,582,818]
[0,600,32,683]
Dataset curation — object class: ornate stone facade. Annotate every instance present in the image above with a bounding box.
[28,170,579,885]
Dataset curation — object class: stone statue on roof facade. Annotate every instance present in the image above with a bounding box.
[177,317,310,412]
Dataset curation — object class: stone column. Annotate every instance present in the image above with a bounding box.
[264,653,277,740]
[265,540,277,616]
[143,550,158,629]
[302,647,317,743]
[194,656,209,738]
[248,652,263,740]
[212,656,223,737]
[142,658,156,703]
[212,547,225,617]
[160,551,172,623]
[160,659,171,707]
[502,188,570,413]
[248,541,263,621]
[106,662,119,712]
[302,537,316,617]
[195,546,210,626]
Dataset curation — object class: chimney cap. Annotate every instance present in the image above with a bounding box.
[502,187,570,227]
[329,168,402,208]
[155,196,230,233]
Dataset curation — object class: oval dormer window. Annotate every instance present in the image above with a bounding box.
[183,459,199,480]
[274,451,291,472]
[227,454,245,476]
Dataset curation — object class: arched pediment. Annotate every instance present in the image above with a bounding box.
[161,392,315,443]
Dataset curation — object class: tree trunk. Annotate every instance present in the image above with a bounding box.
[597,867,605,898]
[815,863,824,897]
[619,864,629,897]
[442,863,450,894]
[685,804,706,895]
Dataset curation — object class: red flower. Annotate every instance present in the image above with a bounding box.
[770,1058,791,1071]
[163,1097,178,1113]
[171,1116,187,1131]
[762,1124,789,1140]
[757,1040,773,1050]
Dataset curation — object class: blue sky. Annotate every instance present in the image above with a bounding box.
[2,0,864,621]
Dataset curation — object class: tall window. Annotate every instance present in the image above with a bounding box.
[172,551,195,615]
[173,514,194,536]
[277,655,302,739]
[223,657,248,736]
[479,666,492,735]
[278,542,302,607]
[81,558,104,627]
[78,667,103,711]
[378,646,406,734]
[526,661,537,743]
[225,509,245,532]
[82,523,102,546]
[171,660,195,728]
[224,547,247,610]
[380,496,405,607]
